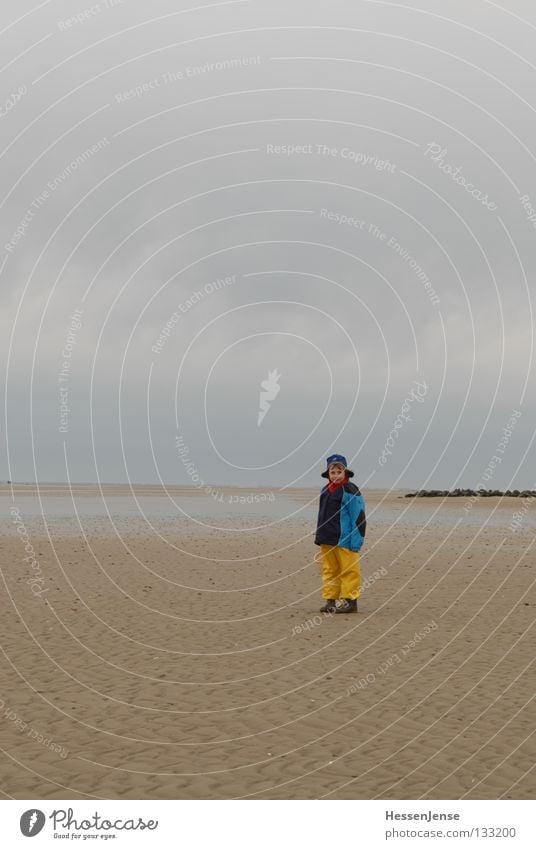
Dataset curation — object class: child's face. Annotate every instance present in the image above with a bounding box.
[328,463,346,483]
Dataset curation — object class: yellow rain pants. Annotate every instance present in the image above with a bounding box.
[320,544,360,600]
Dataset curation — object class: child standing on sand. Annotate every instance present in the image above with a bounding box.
[314,454,366,614]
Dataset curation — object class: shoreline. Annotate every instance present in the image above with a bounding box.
[0,487,534,799]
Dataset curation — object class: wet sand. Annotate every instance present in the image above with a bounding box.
[0,485,534,799]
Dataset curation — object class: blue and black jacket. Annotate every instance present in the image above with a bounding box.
[314,481,366,552]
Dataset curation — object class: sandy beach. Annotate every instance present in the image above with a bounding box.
[0,484,534,800]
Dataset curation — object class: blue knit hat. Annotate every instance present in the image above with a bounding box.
[321,453,354,478]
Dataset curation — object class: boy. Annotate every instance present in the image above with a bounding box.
[314,454,366,613]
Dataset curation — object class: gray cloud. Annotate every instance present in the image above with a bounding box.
[2,0,535,489]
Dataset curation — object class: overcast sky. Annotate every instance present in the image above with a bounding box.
[1,0,535,489]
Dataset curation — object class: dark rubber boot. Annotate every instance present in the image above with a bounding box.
[334,598,358,614]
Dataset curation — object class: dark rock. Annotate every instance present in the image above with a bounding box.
[404,487,533,498]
